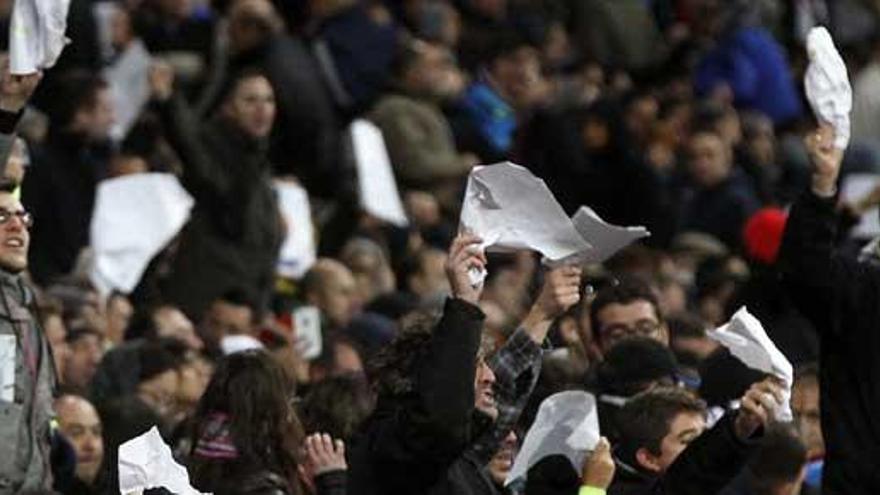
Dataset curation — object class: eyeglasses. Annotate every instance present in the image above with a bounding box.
[0,208,32,228]
[600,319,662,343]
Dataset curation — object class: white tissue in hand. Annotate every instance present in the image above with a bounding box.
[459,163,592,284]
[9,0,71,74]
[708,307,794,421]
[505,391,600,487]
[805,26,852,150]
[118,426,207,495]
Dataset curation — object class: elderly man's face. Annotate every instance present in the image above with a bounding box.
[0,192,30,273]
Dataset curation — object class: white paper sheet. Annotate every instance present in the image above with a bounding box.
[118,426,206,495]
[708,307,794,421]
[805,27,853,150]
[0,335,15,402]
[841,173,880,238]
[104,40,151,142]
[274,180,317,279]
[460,163,593,284]
[561,206,650,264]
[349,119,409,227]
[89,173,194,296]
[505,391,600,487]
[9,0,71,74]
[220,335,264,355]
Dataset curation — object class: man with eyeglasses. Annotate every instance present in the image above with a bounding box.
[589,277,669,356]
[0,61,54,492]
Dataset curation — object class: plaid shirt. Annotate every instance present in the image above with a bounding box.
[469,327,543,464]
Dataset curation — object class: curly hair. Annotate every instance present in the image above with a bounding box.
[367,310,438,399]
[189,350,303,495]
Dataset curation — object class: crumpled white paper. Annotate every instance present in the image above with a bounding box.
[9,0,71,74]
[459,163,593,284]
[89,173,194,296]
[560,206,650,265]
[708,307,794,421]
[805,26,852,150]
[118,426,207,495]
[275,180,317,279]
[505,391,600,487]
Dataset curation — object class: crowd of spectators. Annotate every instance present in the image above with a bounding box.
[4,0,880,494]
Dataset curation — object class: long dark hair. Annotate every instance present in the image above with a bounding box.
[189,350,303,494]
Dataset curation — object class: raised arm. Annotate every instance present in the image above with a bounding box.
[0,59,41,177]
[148,62,233,197]
[469,266,583,463]
[778,126,860,331]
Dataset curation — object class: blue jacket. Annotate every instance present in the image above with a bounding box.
[695,27,802,125]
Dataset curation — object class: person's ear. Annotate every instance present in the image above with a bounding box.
[635,447,663,474]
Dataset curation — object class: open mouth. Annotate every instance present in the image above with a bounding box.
[4,237,24,248]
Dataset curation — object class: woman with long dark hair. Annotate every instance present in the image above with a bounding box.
[188,350,346,495]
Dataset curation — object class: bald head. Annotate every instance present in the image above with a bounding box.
[55,395,104,485]
[303,258,360,328]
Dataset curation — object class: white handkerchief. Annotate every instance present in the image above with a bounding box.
[460,163,592,284]
[805,26,852,150]
[89,173,194,296]
[562,206,650,264]
[0,335,15,402]
[104,39,152,142]
[505,391,600,487]
[708,307,794,421]
[118,426,207,495]
[9,0,72,74]
[274,180,317,278]
[350,119,409,227]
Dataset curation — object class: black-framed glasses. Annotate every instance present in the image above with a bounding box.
[0,208,33,228]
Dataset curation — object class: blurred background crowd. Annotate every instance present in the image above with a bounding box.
[4,0,880,493]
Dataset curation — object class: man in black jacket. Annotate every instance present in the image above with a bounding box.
[779,125,880,493]
[347,234,582,495]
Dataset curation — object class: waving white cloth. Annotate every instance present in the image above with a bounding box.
[459,163,592,284]
[804,26,852,150]
[118,427,207,495]
[708,307,794,421]
[9,0,71,74]
[505,391,600,487]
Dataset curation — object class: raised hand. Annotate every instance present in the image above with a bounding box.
[581,437,615,489]
[0,56,42,113]
[303,433,347,476]
[148,61,175,102]
[445,232,486,305]
[734,377,785,440]
[805,124,844,197]
[521,265,582,343]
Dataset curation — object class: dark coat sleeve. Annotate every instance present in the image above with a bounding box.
[371,297,485,464]
[155,95,233,199]
[655,413,754,495]
[315,470,347,495]
[777,192,863,337]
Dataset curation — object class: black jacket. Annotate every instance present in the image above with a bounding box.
[524,414,754,495]
[156,95,283,320]
[779,192,880,494]
[22,130,111,284]
[346,298,486,495]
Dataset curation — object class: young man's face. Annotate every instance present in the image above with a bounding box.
[596,300,667,353]
[0,192,30,273]
[792,376,823,458]
[641,411,706,473]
